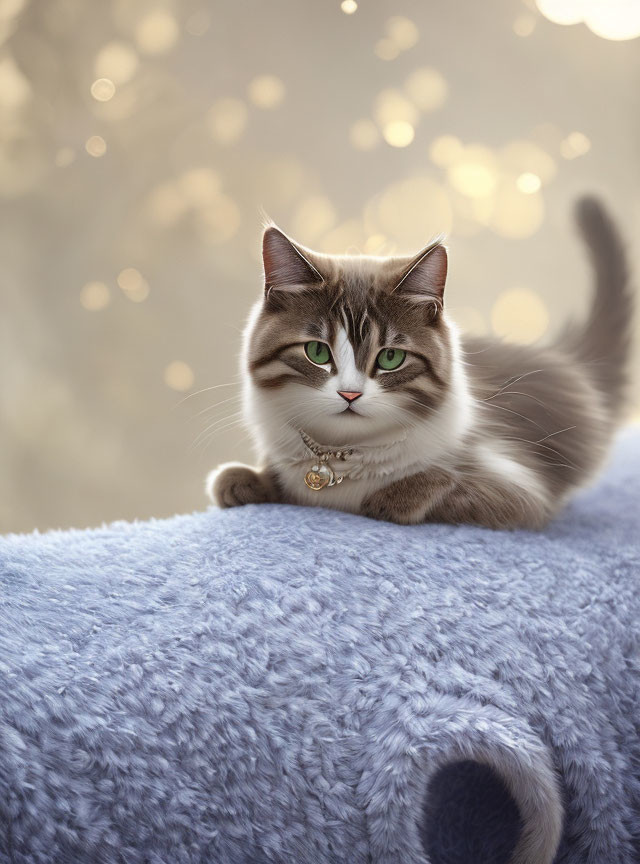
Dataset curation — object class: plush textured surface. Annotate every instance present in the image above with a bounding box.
[1,431,639,864]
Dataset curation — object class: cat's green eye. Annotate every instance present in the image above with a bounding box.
[304,341,331,366]
[376,348,406,371]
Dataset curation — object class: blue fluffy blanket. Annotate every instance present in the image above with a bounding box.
[1,431,639,864]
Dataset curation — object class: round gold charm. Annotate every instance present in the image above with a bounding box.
[304,463,334,491]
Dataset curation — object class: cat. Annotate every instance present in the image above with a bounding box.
[207,196,633,529]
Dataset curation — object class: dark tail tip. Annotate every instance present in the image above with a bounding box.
[570,194,633,417]
[574,195,614,238]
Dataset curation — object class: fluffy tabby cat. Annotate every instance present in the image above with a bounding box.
[207,197,633,529]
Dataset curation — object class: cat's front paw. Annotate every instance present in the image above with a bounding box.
[361,490,420,525]
[206,463,273,509]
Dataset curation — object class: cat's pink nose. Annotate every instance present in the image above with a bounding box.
[337,390,363,403]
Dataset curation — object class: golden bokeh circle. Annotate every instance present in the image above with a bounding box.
[374,88,418,127]
[367,177,452,250]
[80,281,110,311]
[383,121,415,148]
[386,16,419,50]
[429,135,463,167]
[247,75,285,109]
[491,288,549,343]
[135,10,179,54]
[208,98,248,144]
[293,195,337,241]
[404,67,448,112]
[117,268,149,303]
[164,361,194,392]
[448,146,498,199]
[516,172,542,194]
[489,182,544,238]
[90,78,116,102]
[85,135,107,157]
[94,42,138,84]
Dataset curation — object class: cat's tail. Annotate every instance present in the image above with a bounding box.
[562,195,634,418]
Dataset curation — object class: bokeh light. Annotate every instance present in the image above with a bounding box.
[492,288,549,343]
[180,168,221,205]
[516,172,542,194]
[383,121,415,148]
[374,88,418,127]
[90,78,116,102]
[135,10,179,54]
[85,135,107,157]
[164,361,194,392]
[404,67,448,112]
[513,14,537,36]
[365,177,452,250]
[80,282,110,311]
[536,0,587,25]
[319,219,367,254]
[363,233,388,254]
[207,98,248,144]
[248,75,285,109]
[117,268,150,303]
[489,183,544,238]
[536,0,640,40]
[374,39,400,61]
[429,135,464,167]
[94,42,138,84]
[196,193,241,245]
[448,146,499,198]
[0,55,31,108]
[375,15,419,59]
[293,195,337,241]
[341,0,358,14]
[560,131,591,158]
[500,139,556,183]
[386,16,419,50]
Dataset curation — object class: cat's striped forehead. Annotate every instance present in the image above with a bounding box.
[262,269,416,364]
[249,260,451,399]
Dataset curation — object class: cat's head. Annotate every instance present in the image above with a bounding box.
[244,226,456,444]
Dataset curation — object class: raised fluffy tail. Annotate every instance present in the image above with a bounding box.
[564,196,634,417]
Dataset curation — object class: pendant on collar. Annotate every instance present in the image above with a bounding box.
[304,454,344,491]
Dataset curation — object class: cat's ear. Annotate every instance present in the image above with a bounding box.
[262,227,323,296]
[393,241,448,316]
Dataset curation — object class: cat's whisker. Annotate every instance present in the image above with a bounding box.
[483,389,551,412]
[496,434,578,470]
[173,379,241,409]
[198,418,247,457]
[191,410,245,451]
[536,426,577,444]
[488,369,545,398]
[480,400,550,436]
[192,393,243,420]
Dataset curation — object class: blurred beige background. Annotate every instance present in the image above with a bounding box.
[1,0,639,533]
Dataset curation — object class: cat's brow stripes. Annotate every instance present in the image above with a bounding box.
[249,265,452,401]
[252,348,329,390]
